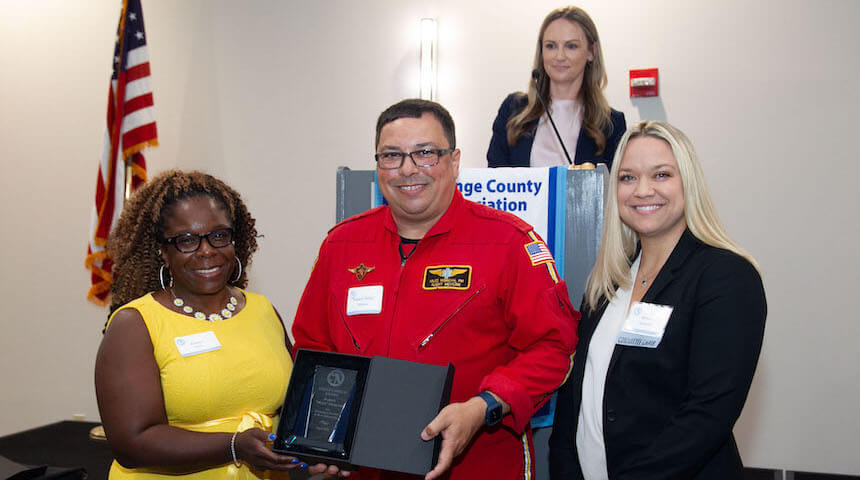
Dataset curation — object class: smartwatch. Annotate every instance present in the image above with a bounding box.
[477,391,503,427]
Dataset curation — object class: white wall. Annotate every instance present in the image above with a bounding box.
[1,0,858,474]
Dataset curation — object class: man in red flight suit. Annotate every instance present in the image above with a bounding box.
[292,99,579,480]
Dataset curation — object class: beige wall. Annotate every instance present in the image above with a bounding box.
[1,0,858,474]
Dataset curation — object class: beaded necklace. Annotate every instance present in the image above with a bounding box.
[170,288,238,322]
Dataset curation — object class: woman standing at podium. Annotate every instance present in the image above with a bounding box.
[95,171,329,479]
[549,122,766,479]
[487,6,626,168]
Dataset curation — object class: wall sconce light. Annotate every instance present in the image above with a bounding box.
[419,18,438,100]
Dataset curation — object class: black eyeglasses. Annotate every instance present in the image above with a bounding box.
[374,148,453,170]
[162,228,234,253]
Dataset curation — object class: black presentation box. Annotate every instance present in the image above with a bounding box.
[273,349,454,475]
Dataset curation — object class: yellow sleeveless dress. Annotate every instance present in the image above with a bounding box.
[106,291,292,479]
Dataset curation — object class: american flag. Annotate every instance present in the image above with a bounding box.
[85,0,158,305]
[525,240,554,266]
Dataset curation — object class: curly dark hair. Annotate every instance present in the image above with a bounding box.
[107,170,259,314]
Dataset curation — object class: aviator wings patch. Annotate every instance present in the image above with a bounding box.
[423,265,471,290]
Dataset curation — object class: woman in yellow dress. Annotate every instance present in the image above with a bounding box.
[95,170,331,478]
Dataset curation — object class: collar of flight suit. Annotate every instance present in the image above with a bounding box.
[382,189,464,240]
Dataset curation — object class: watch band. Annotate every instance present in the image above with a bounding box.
[477,391,503,427]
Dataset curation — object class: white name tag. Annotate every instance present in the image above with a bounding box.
[346,285,383,316]
[174,331,221,357]
[616,301,674,348]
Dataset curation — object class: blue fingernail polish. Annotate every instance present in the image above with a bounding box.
[268,433,276,441]
[291,458,300,464]
[299,463,308,469]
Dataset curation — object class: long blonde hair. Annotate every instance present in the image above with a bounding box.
[584,121,759,310]
[507,6,613,154]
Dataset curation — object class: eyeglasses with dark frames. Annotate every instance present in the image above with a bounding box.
[374,148,454,170]
[162,228,234,253]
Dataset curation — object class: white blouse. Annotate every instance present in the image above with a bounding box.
[530,98,582,167]
[575,255,641,480]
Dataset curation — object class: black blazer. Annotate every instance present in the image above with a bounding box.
[549,230,766,480]
[487,92,626,169]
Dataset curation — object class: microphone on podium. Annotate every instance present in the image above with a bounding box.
[532,69,573,165]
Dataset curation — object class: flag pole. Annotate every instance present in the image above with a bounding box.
[125,162,132,200]
[87,0,156,306]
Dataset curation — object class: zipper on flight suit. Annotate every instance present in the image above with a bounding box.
[386,237,417,356]
[399,238,419,267]
[339,312,361,351]
[418,285,486,349]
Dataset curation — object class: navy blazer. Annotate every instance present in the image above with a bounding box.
[487,92,626,168]
[549,230,766,480]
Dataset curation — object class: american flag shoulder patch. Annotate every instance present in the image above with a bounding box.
[524,240,554,266]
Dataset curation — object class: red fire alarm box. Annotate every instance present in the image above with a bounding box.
[630,68,659,97]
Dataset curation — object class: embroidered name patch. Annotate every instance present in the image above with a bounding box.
[524,240,554,266]
[423,265,471,290]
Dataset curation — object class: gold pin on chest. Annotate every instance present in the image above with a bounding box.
[348,263,375,280]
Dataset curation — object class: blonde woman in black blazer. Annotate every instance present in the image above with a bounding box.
[549,121,766,479]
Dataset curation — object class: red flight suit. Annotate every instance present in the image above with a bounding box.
[292,190,579,480]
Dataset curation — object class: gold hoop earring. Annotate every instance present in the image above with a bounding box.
[159,264,173,290]
[231,258,242,284]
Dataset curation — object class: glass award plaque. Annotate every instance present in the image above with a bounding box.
[274,349,454,475]
[274,351,369,465]
[294,366,357,453]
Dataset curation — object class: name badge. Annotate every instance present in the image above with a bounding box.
[616,301,674,348]
[174,331,221,357]
[346,285,383,316]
